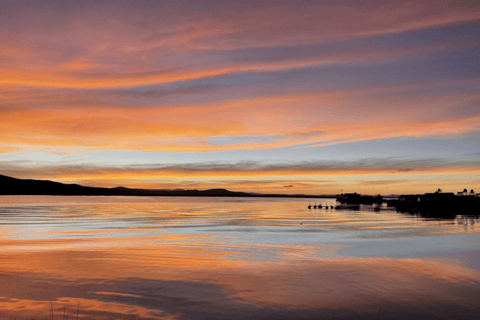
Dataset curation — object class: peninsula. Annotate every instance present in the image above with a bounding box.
[0,174,329,198]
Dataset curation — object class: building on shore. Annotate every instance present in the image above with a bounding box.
[337,189,480,218]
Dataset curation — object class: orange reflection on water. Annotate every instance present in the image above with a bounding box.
[0,297,180,320]
[0,197,479,319]
[209,258,480,309]
[1,247,479,311]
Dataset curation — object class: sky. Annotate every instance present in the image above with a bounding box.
[1,0,479,195]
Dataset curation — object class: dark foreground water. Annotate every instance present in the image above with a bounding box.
[0,196,479,320]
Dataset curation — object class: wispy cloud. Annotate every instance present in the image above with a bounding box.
[1,77,480,153]
[1,1,478,88]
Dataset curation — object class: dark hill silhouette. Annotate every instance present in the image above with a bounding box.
[0,174,107,195]
[0,174,326,198]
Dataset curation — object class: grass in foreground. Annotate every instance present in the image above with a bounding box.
[13,302,80,320]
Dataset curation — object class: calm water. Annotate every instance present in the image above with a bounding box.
[0,196,479,320]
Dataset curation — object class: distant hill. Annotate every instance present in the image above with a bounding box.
[0,174,111,196]
[0,174,327,198]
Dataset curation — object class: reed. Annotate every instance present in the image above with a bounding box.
[13,301,79,320]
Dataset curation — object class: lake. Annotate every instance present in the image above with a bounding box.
[0,196,479,320]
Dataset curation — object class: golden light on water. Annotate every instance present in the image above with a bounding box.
[0,196,479,319]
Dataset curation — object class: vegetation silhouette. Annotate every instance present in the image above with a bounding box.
[337,191,480,219]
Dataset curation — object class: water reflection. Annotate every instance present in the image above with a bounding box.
[0,196,479,319]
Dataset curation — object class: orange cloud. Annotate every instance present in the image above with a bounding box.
[1,96,479,152]
[1,1,478,89]
[1,41,464,90]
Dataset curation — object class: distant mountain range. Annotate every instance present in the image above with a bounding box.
[0,174,327,198]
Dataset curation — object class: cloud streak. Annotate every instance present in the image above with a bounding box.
[2,156,479,180]
[1,1,479,88]
[1,80,479,152]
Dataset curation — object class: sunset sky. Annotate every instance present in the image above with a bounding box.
[1,0,479,194]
